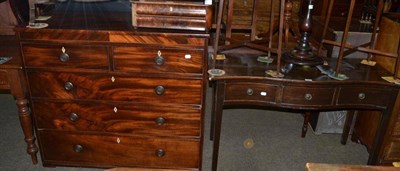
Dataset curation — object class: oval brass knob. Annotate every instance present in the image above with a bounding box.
[69,113,79,122]
[74,144,83,153]
[304,93,312,100]
[358,93,366,100]
[59,52,70,62]
[155,148,165,157]
[154,56,165,65]
[155,85,165,95]
[155,117,166,126]
[246,88,254,95]
[64,82,74,91]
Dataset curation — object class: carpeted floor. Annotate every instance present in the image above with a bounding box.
[0,87,369,171]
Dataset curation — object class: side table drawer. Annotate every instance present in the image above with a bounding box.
[281,86,335,106]
[225,83,278,102]
[33,101,201,137]
[337,87,392,107]
[38,131,200,168]
[22,44,109,70]
[113,46,203,74]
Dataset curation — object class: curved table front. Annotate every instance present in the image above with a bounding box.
[209,47,400,171]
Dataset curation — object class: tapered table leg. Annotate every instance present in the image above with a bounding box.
[8,69,38,164]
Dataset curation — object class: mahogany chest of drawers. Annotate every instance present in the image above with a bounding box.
[15,28,208,170]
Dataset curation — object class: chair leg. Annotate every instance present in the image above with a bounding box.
[302,112,311,138]
[341,111,356,145]
[317,0,335,56]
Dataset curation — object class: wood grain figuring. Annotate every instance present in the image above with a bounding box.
[38,130,200,168]
[113,46,203,74]
[22,44,109,70]
[33,101,201,137]
[27,72,202,104]
[374,16,400,76]
[306,162,400,171]
[132,2,211,31]
[134,16,208,31]
[134,2,208,17]
[109,33,207,46]
[17,29,110,42]
[13,1,208,169]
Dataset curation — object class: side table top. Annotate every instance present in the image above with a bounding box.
[210,47,396,86]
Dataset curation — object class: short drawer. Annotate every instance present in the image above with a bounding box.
[38,131,200,168]
[281,86,335,106]
[225,83,278,102]
[33,101,201,137]
[113,46,203,74]
[337,87,392,107]
[22,44,109,70]
[27,72,202,104]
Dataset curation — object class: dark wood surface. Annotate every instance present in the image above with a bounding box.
[306,162,400,171]
[38,130,200,168]
[209,46,400,170]
[13,1,209,170]
[351,14,400,165]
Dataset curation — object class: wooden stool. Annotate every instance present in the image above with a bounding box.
[317,0,399,77]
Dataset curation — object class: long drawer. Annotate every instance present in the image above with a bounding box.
[27,72,202,104]
[33,101,201,137]
[38,130,200,168]
[22,44,109,70]
[113,46,203,74]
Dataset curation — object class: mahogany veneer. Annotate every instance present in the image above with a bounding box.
[13,1,209,170]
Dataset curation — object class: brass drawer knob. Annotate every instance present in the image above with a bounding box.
[64,81,74,91]
[155,85,165,95]
[154,56,165,65]
[246,88,254,95]
[304,93,313,100]
[69,113,79,122]
[74,144,83,153]
[358,93,366,100]
[155,117,166,126]
[155,148,165,157]
[59,47,69,62]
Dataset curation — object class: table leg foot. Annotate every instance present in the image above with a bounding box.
[16,98,38,164]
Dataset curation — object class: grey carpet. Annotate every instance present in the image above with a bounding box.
[0,86,369,171]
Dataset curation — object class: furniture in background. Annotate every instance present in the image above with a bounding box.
[209,47,400,170]
[209,0,400,171]
[305,0,366,18]
[11,0,211,170]
[0,0,18,35]
[351,13,400,165]
[306,162,400,171]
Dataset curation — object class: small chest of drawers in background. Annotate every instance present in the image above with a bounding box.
[16,29,208,170]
